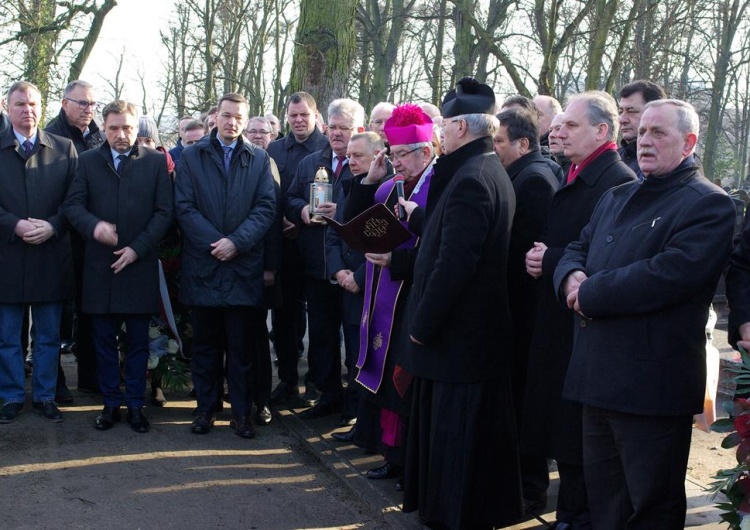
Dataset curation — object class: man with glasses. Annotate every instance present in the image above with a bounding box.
[244,117,274,150]
[285,98,366,419]
[45,80,106,401]
[368,102,395,143]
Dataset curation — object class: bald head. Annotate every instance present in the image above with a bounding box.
[533,95,562,137]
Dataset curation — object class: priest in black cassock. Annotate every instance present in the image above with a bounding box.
[401,77,524,529]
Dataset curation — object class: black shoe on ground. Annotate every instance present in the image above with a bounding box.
[191,412,215,434]
[395,478,404,491]
[366,461,404,480]
[331,427,356,443]
[55,385,74,404]
[77,382,101,394]
[523,493,548,516]
[127,407,150,433]
[338,414,356,427]
[0,402,23,423]
[255,405,272,426]
[268,381,299,406]
[230,416,256,439]
[94,405,121,430]
[299,395,342,419]
[300,383,321,407]
[33,400,63,422]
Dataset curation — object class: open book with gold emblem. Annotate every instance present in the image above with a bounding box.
[322,203,412,254]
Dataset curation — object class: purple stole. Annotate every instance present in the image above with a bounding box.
[355,167,433,393]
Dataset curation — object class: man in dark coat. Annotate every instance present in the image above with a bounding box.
[45,79,106,399]
[266,92,328,406]
[494,106,558,511]
[284,98,366,419]
[617,80,666,174]
[175,92,276,439]
[401,77,523,530]
[64,100,173,434]
[0,81,77,424]
[555,100,735,530]
[522,91,637,529]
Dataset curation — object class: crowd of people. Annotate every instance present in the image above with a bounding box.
[3,74,750,530]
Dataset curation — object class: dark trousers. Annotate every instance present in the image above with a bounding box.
[304,278,343,397]
[342,320,360,419]
[92,314,150,409]
[272,257,305,387]
[191,306,268,418]
[556,461,591,528]
[582,405,693,530]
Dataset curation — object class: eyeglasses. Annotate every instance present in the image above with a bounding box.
[370,119,385,126]
[327,125,355,132]
[246,129,270,135]
[65,98,98,110]
[390,147,421,161]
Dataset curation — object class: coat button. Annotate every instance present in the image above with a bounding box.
[606,235,614,243]
[580,320,587,327]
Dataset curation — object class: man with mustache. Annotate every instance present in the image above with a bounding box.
[556,99,735,529]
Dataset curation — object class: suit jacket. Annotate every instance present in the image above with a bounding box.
[64,143,174,314]
[402,136,515,382]
[0,127,77,303]
[520,147,636,461]
[555,158,735,416]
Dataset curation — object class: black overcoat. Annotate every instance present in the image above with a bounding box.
[520,148,636,462]
[63,143,174,314]
[402,136,516,382]
[0,128,77,304]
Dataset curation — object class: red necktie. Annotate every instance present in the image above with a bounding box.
[334,155,346,179]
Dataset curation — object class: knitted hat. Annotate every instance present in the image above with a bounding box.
[383,104,434,146]
[441,77,496,118]
[137,116,161,145]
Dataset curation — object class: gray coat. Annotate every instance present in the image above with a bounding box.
[175,131,276,308]
[0,127,77,303]
[63,143,174,314]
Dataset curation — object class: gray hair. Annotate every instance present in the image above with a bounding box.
[644,99,699,137]
[370,102,395,118]
[328,98,366,128]
[457,113,500,138]
[7,80,40,101]
[63,80,94,97]
[350,131,385,152]
[566,91,619,142]
[247,116,272,129]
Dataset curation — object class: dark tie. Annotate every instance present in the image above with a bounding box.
[116,154,127,176]
[223,146,233,174]
[334,155,347,179]
[23,140,33,158]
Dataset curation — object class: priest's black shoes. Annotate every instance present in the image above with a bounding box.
[366,461,404,480]
[230,416,256,439]
[94,405,121,430]
[331,427,356,443]
[191,412,215,434]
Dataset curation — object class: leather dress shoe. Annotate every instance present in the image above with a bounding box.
[127,407,150,433]
[255,405,272,426]
[299,397,341,419]
[230,416,256,439]
[523,493,548,515]
[301,383,321,407]
[395,478,404,491]
[366,461,404,480]
[33,401,63,422]
[191,412,215,434]
[95,405,121,430]
[331,427,356,443]
[338,415,357,427]
[77,383,101,394]
[269,382,299,406]
[0,402,24,424]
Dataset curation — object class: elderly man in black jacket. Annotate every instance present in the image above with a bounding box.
[46,79,106,400]
[175,92,276,439]
[0,81,78,424]
[400,77,523,530]
[556,99,735,530]
[64,100,173,433]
